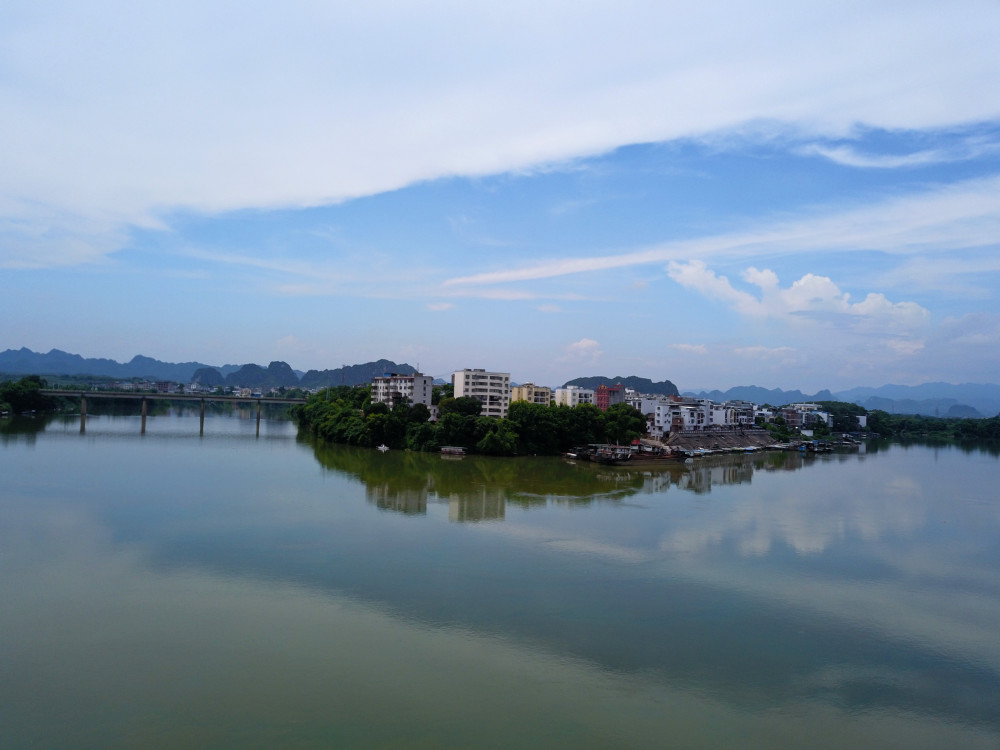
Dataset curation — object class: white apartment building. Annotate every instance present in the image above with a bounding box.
[625,390,668,417]
[653,397,743,435]
[371,372,434,408]
[655,402,706,435]
[452,368,511,418]
[553,385,595,407]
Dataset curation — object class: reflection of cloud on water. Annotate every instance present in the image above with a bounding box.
[689,559,1000,674]
[661,466,927,557]
[481,523,654,565]
[6,499,995,748]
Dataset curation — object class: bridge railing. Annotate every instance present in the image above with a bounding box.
[39,390,306,435]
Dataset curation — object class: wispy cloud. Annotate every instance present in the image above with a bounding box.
[3,3,999,269]
[733,345,796,358]
[427,302,453,311]
[563,338,603,363]
[799,134,1000,169]
[442,175,1000,291]
[671,344,708,355]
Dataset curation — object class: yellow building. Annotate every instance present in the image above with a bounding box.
[510,383,552,406]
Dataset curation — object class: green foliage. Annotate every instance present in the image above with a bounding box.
[813,400,868,432]
[506,401,559,454]
[408,402,431,423]
[603,402,646,445]
[564,403,606,446]
[438,396,483,417]
[437,412,479,447]
[764,421,792,442]
[475,419,519,456]
[296,385,670,456]
[864,408,1000,442]
[405,421,439,452]
[432,383,453,404]
[0,375,57,413]
[366,401,390,416]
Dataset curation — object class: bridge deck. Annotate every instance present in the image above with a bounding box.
[40,390,307,405]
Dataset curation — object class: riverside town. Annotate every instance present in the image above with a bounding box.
[6,365,899,460]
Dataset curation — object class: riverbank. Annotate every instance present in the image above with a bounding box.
[661,428,781,452]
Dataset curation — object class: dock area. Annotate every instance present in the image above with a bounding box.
[662,429,780,452]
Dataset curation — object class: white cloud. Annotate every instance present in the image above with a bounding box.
[884,339,926,356]
[427,302,453,311]
[799,136,1000,168]
[443,175,1000,291]
[2,2,999,268]
[565,338,603,362]
[733,346,796,358]
[667,260,930,333]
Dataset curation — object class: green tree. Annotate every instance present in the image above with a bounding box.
[476,420,519,456]
[405,421,440,451]
[366,401,389,416]
[408,402,431,423]
[0,375,56,413]
[437,412,479,447]
[603,403,646,444]
[432,384,454,405]
[506,401,559,454]
[438,396,483,418]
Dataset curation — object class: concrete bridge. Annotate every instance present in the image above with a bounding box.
[40,390,307,436]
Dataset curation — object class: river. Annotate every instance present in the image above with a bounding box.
[2,411,999,748]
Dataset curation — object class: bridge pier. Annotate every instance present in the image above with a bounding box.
[256,399,261,437]
[141,396,147,435]
[200,398,205,436]
[80,394,86,434]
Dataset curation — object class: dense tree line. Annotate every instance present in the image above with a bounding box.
[0,376,59,413]
[867,410,1000,440]
[812,401,869,432]
[292,386,647,456]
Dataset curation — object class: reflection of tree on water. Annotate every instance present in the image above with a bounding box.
[304,437,650,520]
[304,434,825,520]
[0,414,49,444]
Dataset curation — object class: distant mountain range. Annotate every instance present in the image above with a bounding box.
[0,348,415,390]
[563,375,680,396]
[3,348,998,416]
[683,384,1000,418]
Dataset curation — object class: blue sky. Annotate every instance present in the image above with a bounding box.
[2,2,999,391]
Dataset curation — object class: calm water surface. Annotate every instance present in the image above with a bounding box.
[2,412,999,748]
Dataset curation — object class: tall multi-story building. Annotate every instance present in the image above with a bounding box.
[452,369,511,418]
[510,383,552,406]
[371,372,434,408]
[595,383,625,412]
[553,385,595,407]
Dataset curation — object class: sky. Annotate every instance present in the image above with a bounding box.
[2,2,999,392]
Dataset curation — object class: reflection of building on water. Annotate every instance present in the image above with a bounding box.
[448,487,506,522]
[367,485,428,515]
[676,461,755,493]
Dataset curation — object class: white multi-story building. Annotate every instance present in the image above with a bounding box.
[452,368,511,418]
[724,400,757,427]
[655,401,706,435]
[371,372,434,408]
[553,385,595,407]
[625,390,668,418]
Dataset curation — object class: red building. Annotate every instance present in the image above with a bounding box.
[595,383,625,412]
